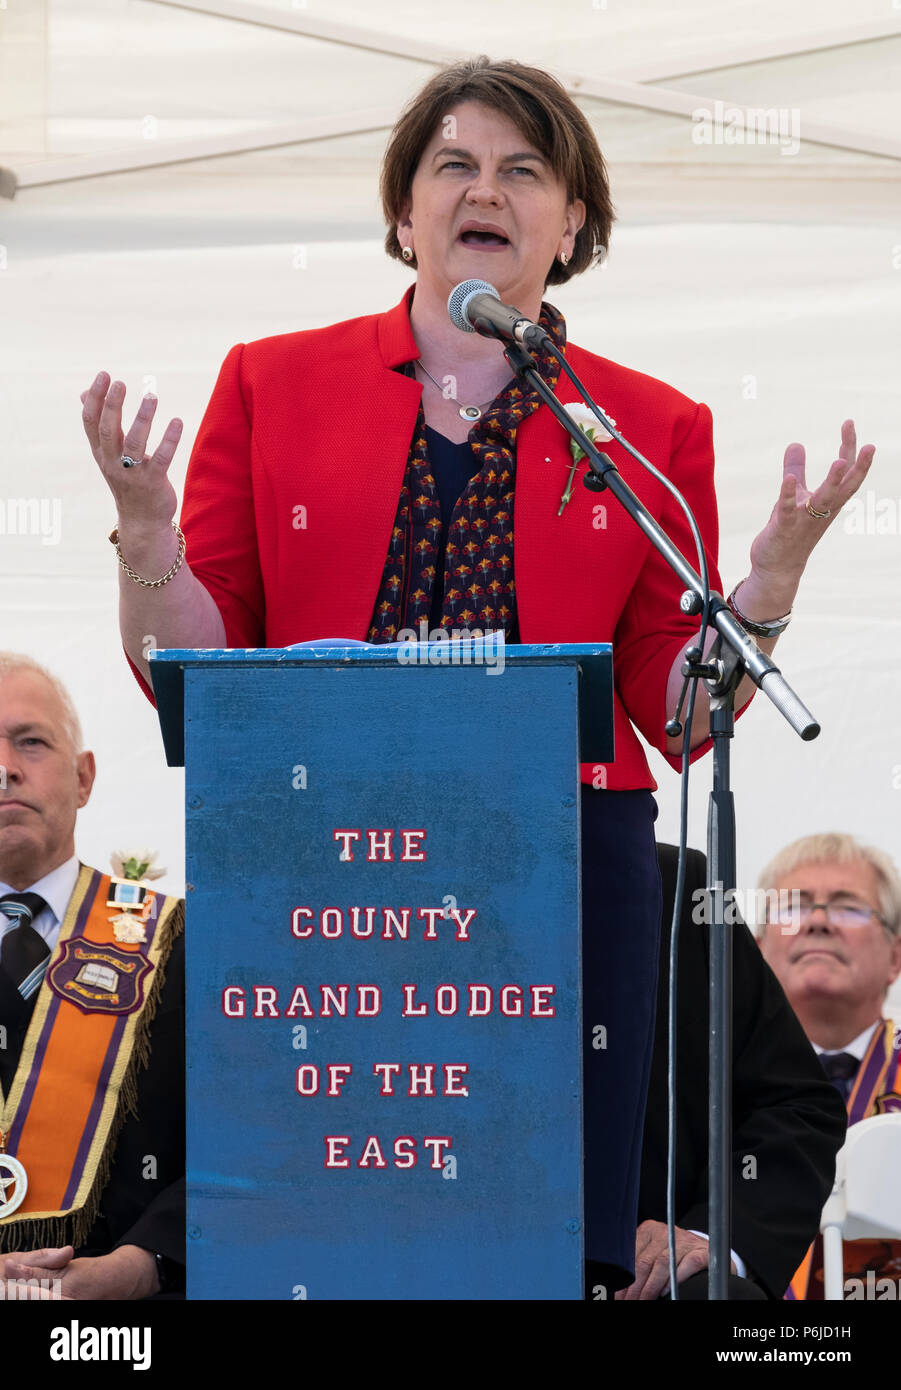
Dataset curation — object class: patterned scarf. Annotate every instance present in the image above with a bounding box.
[366,301,567,642]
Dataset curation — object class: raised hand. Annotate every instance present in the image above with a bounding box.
[81,372,183,532]
[748,419,876,589]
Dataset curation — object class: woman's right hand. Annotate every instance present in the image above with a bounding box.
[81,371,183,533]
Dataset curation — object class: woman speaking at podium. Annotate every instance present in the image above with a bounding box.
[81,57,872,1295]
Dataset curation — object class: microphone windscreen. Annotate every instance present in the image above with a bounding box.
[447,279,499,332]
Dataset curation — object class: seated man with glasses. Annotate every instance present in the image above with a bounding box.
[756,833,901,1299]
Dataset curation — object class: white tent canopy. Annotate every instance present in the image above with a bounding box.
[1,0,899,1005]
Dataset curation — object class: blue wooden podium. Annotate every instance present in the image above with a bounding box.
[153,641,612,1300]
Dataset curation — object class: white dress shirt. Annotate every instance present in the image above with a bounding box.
[812,1021,881,1064]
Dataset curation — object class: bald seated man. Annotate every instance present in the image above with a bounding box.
[0,653,184,1299]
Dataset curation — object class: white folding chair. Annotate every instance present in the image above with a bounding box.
[820,1112,901,1300]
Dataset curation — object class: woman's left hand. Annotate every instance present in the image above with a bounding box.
[746,419,875,601]
[670,418,876,749]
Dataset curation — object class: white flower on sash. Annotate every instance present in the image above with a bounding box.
[111,849,166,883]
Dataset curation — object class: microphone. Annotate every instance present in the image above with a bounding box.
[447,279,550,349]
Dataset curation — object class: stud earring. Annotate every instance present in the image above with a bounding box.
[559,251,569,266]
[402,246,414,263]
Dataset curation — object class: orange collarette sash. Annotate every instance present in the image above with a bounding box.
[787,1019,901,1300]
[0,864,182,1251]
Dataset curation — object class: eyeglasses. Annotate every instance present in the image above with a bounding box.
[774,901,885,930]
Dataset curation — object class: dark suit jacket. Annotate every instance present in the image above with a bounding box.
[0,897,185,1291]
[639,845,847,1298]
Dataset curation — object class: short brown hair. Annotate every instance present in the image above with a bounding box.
[380,56,615,287]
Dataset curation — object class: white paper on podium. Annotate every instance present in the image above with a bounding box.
[287,637,375,647]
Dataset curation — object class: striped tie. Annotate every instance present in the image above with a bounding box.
[0,892,50,1000]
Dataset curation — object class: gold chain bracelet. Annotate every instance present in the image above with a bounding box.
[108,522,186,588]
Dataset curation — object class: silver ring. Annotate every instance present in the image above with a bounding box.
[121,454,141,469]
[805,499,831,520]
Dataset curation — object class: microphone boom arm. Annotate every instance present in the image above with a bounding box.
[501,337,819,741]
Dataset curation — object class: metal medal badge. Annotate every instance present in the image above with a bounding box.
[107,875,152,943]
[0,1136,28,1221]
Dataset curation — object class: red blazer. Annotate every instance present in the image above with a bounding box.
[132,287,752,790]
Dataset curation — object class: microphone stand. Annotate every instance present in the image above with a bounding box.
[500,335,820,1300]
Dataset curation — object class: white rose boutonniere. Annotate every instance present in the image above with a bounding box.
[558,402,617,516]
[111,848,166,883]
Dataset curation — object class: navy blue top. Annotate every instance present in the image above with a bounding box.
[426,426,478,534]
[425,425,519,640]
[426,427,476,632]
